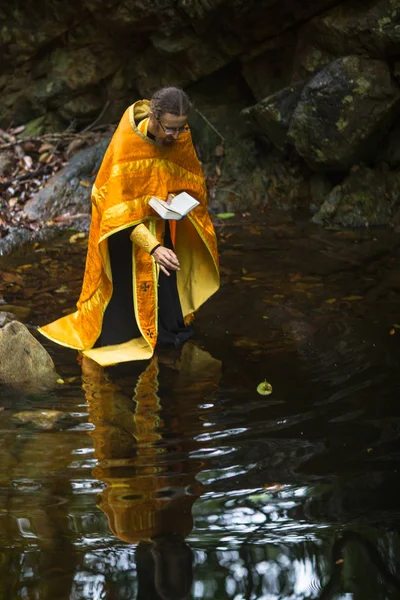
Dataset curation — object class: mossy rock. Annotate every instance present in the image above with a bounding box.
[312,166,396,227]
[289,56,400,172]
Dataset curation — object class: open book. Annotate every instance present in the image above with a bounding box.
[149,192,200,220]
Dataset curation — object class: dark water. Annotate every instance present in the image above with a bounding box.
[1,215,400,599]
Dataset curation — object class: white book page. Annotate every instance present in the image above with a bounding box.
[170,192,199,215]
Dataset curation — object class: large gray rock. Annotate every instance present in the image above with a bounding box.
[24,137,110,221]
[289,56,400,171]
[0,313,59,386]
[312,166,400,227]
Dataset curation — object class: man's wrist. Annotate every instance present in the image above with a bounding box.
[150,244,161,256]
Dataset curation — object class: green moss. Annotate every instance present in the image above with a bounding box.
[336,118,348,131]
[378,16,391,32]
[343,95,353,104]
[355,77,371,95]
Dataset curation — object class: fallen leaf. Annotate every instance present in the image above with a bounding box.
[257,380,273,395]
[56,378,65,384]
[390,328,395,335]
[335,559,344,565]
[69,232,86,243]
[216,212,235,219]
[325,298,337,304]
[79,180,92,188]
[23,155,33,169]
[215,165,222,176]
[342,295,363,301]
[242,276,257,281]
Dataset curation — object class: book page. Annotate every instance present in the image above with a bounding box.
[170,192,199,215]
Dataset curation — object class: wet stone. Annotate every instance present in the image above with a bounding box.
[12,410,79,431]
[0,313,59,386]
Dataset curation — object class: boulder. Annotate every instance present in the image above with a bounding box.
[244,81,305,151]
[289,56,400,172]
[311,166,399,227]
[24,137,111,221]
[0,313,59,386]
[292,0,400,81]
[241,31,297,101]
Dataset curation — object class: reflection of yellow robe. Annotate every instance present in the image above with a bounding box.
[39,100,220,366]
[83,343,221,544]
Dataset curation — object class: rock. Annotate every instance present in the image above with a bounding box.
[12,410,79,431]
[245,81,305,151]
[296,0,400,66]
[24,137,111,221]
[381,120,400,166]
[309,173,335,214]
[0,225,64,257]
[289,56,400,172]
[312,166,397,227]
[22,113,65,136]
[0,314,59,386]
[241,31,297,101]
[58,91,105,121]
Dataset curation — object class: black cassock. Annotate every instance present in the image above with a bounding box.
[97,222,193,348]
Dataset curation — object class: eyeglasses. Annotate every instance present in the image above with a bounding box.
[156,118,189,135]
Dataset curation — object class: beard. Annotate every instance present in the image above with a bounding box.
[155,135,175,147]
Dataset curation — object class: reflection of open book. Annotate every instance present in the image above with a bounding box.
[149,192,200,220]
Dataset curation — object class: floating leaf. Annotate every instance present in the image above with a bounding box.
[325,298,337,304]
[242,276,257,281]
[69,232,86,243]
[56,378,65,384]
[216,212,235,219]
[257,380,273,395]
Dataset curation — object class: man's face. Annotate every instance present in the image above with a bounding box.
[153,112,189,146]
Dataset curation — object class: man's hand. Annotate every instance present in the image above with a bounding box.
[152,246,180,276]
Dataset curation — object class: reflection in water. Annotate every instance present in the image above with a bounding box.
[82,343,222,599]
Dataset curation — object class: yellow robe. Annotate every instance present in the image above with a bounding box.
[39,100,220,366]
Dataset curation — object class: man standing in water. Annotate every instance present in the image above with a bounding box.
[39,87,220,366]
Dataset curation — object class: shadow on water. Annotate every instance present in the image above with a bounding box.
[1,215,400,598]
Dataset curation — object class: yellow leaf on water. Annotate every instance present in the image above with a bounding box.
[216,212,235,219]
[69,232,86,244]
[325,298,337,304]
[56,378,65,384]
[343,295,363,301]
[242,277,257,281]
[257,380,273,395]
[242,268,248,274]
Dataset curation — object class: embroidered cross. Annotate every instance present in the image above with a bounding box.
[146,329,154,339]
[140,282,150,292]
